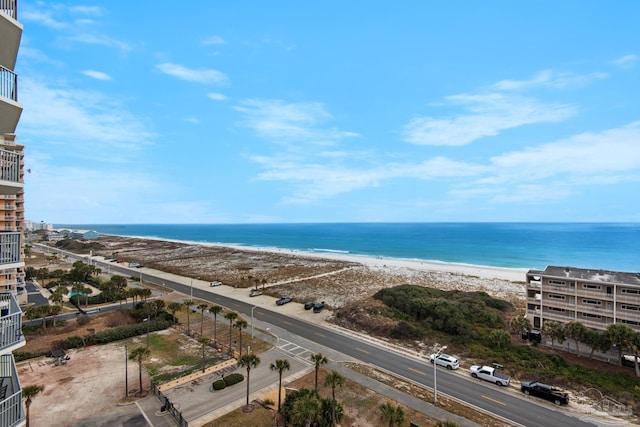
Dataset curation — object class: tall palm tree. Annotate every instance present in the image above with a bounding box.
[209,305,223,345]
[199,337,210,373]
[224,311,238,355]
[183,299,194,336]
[292,395,321,427]
[198,302,209,338]
[379,401,405,427]
[234,318,248,357]
[167,302,182,323]
[23,384,44,427]
[324,370,345,426]
[270,359,291,412]
[128,346,151,396]
[237,353,261,406]
[310,352,328,391]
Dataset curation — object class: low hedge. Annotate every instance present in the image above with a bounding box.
[212,379,226,390]
[224,373,244,386]
[56,319,171,350]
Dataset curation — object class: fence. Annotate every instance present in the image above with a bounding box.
[150,380,188,427]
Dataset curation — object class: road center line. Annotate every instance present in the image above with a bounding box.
[482,395,507,406]
[355,347,369,354]
[408,367,426,376]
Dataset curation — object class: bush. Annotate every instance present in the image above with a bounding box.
[212,379,226,390]
[224,373,244,387]
[76,316,90,326]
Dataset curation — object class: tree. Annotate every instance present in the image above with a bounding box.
[49,305,62,327]
[324,370,345,426]
[237,353,261,406]
[606,323,635,366]
[112,275,128,291]
[379,401,405,427]
[167,302,182,323]
[310,352,328,391]
[564,320,588,355]
[198,302,209,338]
[270,359,291,412]
[23,384,45,427]
[224,311,238,355]
[129,346,151,396]
[487,329,510,349]
[234,318,248,357]
[629,331,640,378]
[199,337,210,373]
[292,395,321,427]
[509,315,532,337]
[541,321,564,347]
[583,329,612,359]
[209,305,223,345]
[183,299,194,336]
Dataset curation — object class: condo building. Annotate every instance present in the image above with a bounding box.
[526,266,640,333]
[1,0,27,426]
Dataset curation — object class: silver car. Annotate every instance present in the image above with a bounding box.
[429,353,460,370]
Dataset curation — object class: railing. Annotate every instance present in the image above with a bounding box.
[0,0,17,20]
[0,355,24,427]
[0,292,23,351]
[2,205,15,210]
[150,381,188,427]
[0,232,21,264]
[0,149,21,184]
[0,66,18,102]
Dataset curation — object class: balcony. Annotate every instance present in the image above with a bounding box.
[0,292,23,352]
[0,232,20,265]
[0,1,22,70]
[0,354,25,427]
[0,149,22,195]
[0,67,22,135]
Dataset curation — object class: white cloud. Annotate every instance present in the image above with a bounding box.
[203,36,226,45]
[82,70,112,81]
[185,117,200,124]
[403,93,576,146]
[156,63,229,85]
[493,69,607,91]
[21,9,67,29]
[613,54,638,69]
[66,33,133,52]
[207,92,227,101]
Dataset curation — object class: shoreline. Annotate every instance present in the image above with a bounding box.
[112,233,529,282]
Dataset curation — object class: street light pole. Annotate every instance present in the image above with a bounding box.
[251,306,258,339]
[124,345,128,398]
[190,279,193,298]
[433,345,447,403]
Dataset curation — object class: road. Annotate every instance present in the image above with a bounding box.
[35,244,599,427]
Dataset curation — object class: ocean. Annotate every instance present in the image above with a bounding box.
[55,223,640,272]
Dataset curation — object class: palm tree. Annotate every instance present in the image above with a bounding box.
[324,370,345,426]
[607,323,635,366]
[270,359,291,412]
[292,395,321,427]
[23,384,45,427]
[564,320,588,355]
[379,401,405,427]
[128,346,151,396]
[183,299,194,336]
[167,302,182,323]
[234,318,248,357]
[209,305,223,345]
[198,302,209,338]
[224,311,238,355]
[310,353,328,391]
[237,353,261,406]
[49,305,62,327]
[199,337,210,372]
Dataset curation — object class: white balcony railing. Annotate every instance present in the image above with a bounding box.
[0,232,20,265]
[0,292,23,351]
[0,149,21,184]
[0,354,24,427]
[0,0,18,20]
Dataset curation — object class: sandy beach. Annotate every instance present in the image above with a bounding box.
[92,235,529,308]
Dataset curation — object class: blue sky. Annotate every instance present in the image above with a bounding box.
[16,1,640,224]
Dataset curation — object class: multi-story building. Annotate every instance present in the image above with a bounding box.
[526,266,640,333]
[1,1,27,426]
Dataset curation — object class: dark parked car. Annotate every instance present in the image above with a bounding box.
[276,296,292,306]
[304,302,315,310]
[313,302,325,313]
[521,381,569,405]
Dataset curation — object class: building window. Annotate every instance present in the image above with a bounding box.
[583,284,602,290]
[582,313,602,319]
[621,319,640,326]
[582,299,602,306]
[548,294,566,300]
[621,304,640,312]
[549,280,566,286]
[548,307,566,312]
[622,288,640,295]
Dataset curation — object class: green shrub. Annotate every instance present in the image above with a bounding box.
[13,351,42,362]
[224,373,244,387]
[212,379,226,390]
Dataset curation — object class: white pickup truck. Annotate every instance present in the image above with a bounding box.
[469,365,510,386]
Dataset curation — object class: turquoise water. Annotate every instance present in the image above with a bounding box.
[56,223,640,272]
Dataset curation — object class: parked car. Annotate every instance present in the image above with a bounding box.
[429,353,460,370]
[304,302,315,310]
[313,302,325,313]
[521,381,569,405]
[210,281,222,287]
[128,262,141,268]
[469,365,510,386]
[249,289,262,297]
[276,296,292,306]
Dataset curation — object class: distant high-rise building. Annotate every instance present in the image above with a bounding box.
[1,1,27,425]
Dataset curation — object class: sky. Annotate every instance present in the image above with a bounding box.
[15,1,640,224]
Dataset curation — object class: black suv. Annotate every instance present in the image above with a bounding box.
[304,302,315,310]
[313,302,325,313]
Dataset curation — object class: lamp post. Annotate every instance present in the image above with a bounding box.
[433,345,447,403]
[124,345,128,398]
[190,279,193,298]
[251,306,258,339]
